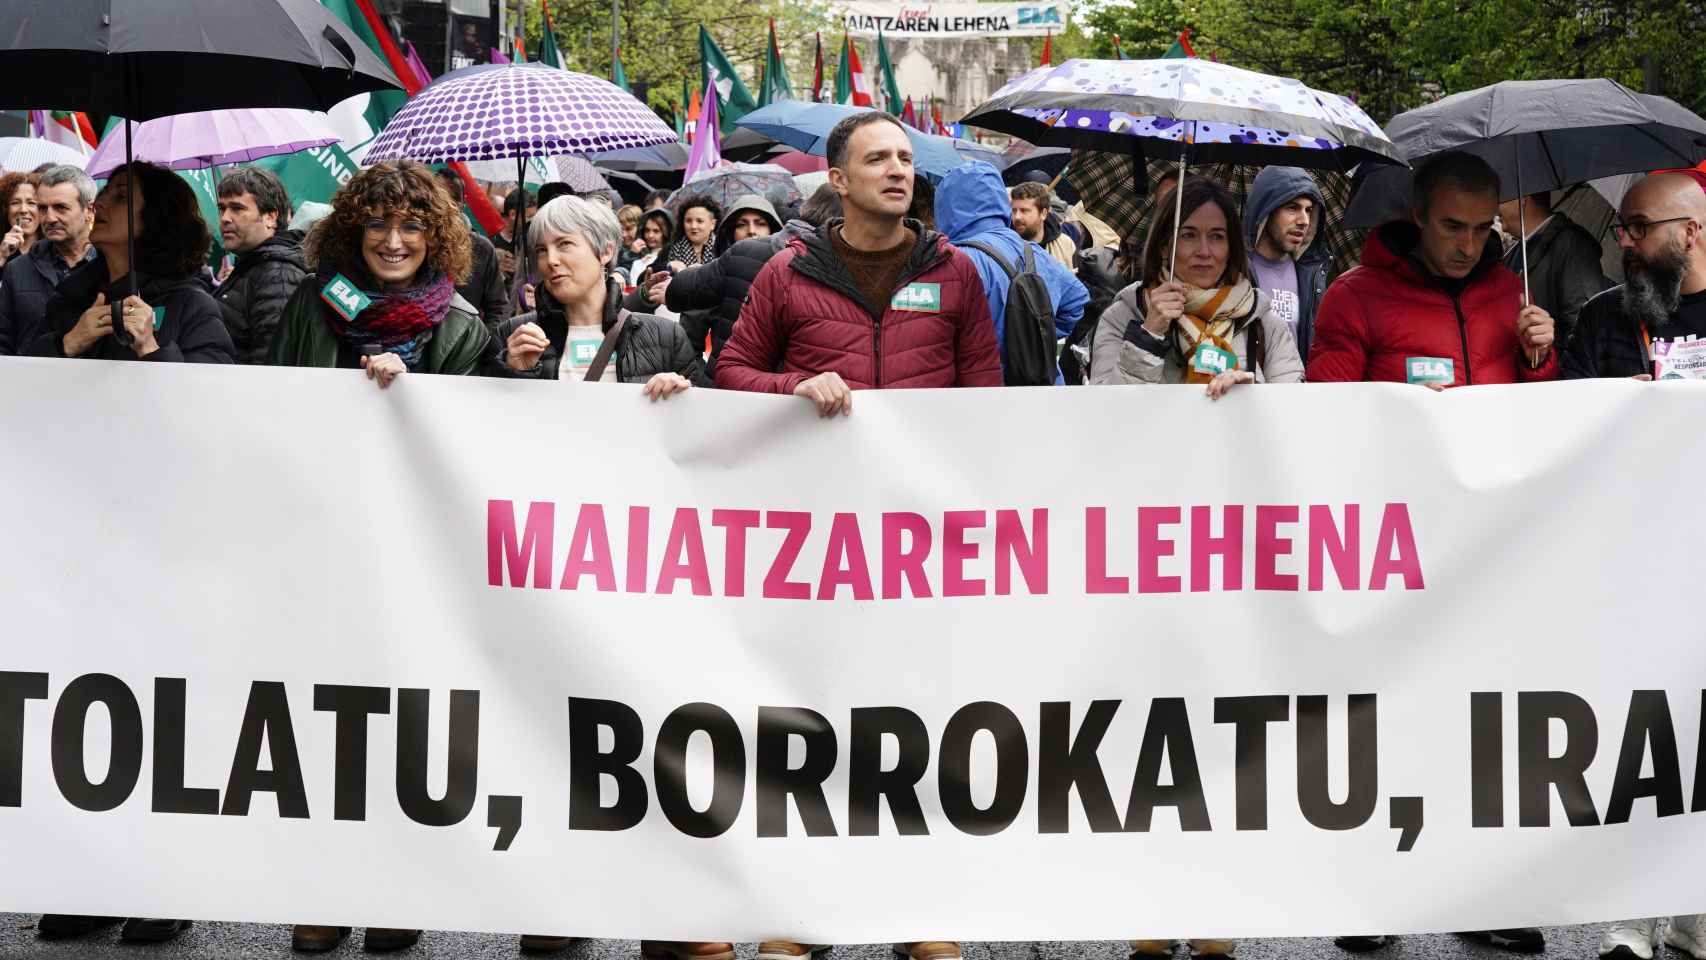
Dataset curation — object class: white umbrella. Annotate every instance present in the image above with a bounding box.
[0,137,89,173]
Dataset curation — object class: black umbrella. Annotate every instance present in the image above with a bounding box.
[3,0,401,344]
[1343,79,1706,303]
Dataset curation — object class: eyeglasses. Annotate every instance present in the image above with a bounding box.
[1608,217,1695,242]
[362,218,427,239]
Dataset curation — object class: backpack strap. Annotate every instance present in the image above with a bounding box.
[959,239,1016,278]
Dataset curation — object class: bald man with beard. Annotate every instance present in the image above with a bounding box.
[1563,171,1706,380]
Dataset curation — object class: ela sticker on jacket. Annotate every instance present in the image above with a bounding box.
[891,282,941,312]
[1190,343,1236,376]
[320,273,372,322]
[1405,357,1454,385]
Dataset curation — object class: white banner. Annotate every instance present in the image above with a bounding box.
[835,1,1067,37]
[2,359,1706,941]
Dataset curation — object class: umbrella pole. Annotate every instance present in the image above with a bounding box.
[516,153,528,300]
[1516,147,1541,368]
[1167,136,1188,281]
[113,59,137,348]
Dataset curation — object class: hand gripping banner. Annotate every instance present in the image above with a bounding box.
[1,359,1705,940]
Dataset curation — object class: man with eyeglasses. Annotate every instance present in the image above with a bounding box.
[1562,170,1706,381]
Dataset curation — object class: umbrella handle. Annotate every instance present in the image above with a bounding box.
[1515,144,1543,369]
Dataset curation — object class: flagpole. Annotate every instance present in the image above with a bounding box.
[611,0,619,89]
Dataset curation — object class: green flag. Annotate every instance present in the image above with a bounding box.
[613,48,630,91]
[833,33,871,106]
[757,19,794,107]
[319,0,409,136]
[538,14,567,69]
[875,30,902,115]
[1162,29,1196,58]
[700,25,757,134]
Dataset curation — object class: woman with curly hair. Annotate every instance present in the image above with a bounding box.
[268,160,487,388]
[0,172,39,266]
[30,162,234,364]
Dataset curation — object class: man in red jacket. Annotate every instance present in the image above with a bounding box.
[1306,151,1558,387]
[715,111,1002,413]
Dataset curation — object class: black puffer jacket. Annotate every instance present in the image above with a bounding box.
[0,238,95,356]
[213,231,307,364]
[29,254,236,363]
[485,275,712,385]
[667,226,806,379]
[1061,246,1126,384]
[460,231,512,332]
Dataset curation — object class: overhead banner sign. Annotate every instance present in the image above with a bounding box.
[3,360,1706,941]
[835,1,1066,37]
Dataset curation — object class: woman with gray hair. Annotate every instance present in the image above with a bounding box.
[486,195,709,396]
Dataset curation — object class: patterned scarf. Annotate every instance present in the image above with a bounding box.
[664,236,713,267]
[1147,278,1257,384]
[319,267,453,369]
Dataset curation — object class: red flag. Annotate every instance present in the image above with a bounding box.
[932,102,946,135]
[1178,29,1197,57]
[1112,35,1122,58]
[901,97,918,128]
[812,31,825,102]
[686,87,702,143]
[1039,30,1053,67]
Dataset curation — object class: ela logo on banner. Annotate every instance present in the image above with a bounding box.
[892,283,941,312]
[320,274,372,323]
[1191,343,1236,376]
[1405,357,1454,385]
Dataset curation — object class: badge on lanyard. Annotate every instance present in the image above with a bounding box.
[1405,357,1454,385]
[320,273,373,323]
[151,306,165,331]
[1190,343,1237,376]
[891,282,941,312]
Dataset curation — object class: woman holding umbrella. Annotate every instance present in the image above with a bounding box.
[268,160,489,387]
[1089,177,1303,396]
[0,172,39,266]
[30,161,235,365]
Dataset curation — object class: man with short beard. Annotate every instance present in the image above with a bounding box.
[0,165,95,355]
[1562,170,1706,381]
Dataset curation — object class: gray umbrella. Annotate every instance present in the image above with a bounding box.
[1343,78,1706,303]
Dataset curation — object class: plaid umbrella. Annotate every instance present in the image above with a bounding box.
[1071,149,1365,282]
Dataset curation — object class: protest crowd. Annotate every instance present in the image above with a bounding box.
[3,0,1705,956]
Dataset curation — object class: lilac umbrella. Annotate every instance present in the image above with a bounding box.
[964,58,1401,277]
[365,62,677,266]
[85,109,340,179]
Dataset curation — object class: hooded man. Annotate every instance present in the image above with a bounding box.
[936,161,1088,385]
[1244,166,1332,363]
[665,194,783,375]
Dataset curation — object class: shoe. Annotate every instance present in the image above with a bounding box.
[37,915,121,939]
[1668,917,1706,960]
[757,942,829,960]
[120,918,194,943]
[893,943,962,960]
[1129,942,1176,957]
[642,942,736,960]
[1334,936,1390,952]
[1189,941,1236,959]
[521,935,581,953]
[294,926,353,953]
[1600,920,1660,960]
[364,928,423,952]
[1461,929,1545,953]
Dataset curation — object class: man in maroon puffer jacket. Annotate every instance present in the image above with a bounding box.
[1307,150,1558,388]
[716,112,1002,414]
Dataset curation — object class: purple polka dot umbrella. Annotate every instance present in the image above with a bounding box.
[364,62,677,166]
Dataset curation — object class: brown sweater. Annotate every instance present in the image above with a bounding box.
[831,225,916,319]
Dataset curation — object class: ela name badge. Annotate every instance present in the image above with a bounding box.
[320,273,372,322]
[1405,357,1454,385]
[891,282,941,312]
[1190,343,1236,376]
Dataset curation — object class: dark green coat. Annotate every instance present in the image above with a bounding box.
[267,278,489,374]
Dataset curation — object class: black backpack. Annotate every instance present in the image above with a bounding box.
[961,239,1058,386]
